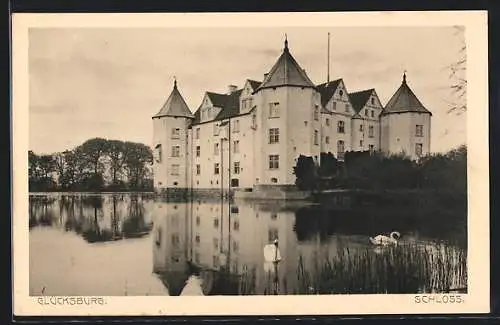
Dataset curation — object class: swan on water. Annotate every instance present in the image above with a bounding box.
[369,231,401,246]
[263,239,282,263]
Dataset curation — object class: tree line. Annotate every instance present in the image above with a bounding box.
[29,138,153,192]
[293,145,467,193]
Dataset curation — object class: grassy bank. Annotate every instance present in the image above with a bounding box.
[296,242,467,294]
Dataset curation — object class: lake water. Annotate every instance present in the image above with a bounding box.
[29,192,467,296]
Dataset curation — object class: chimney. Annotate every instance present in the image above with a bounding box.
[228,85,237,94]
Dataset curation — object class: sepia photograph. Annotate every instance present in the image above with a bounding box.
[12,11,489,316]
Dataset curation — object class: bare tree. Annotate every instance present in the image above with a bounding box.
[445,26,467,114]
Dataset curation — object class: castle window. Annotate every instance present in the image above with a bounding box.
[369,125,374,138]
[269,128,280,144]
[332,102,337,110]
[213,238,219,250]
[371,110,375,118]
[196,164,201,175]
[314,130,319,145]
[326,118,330,126]
[154,144,162,163]
[233,119,240,133]
[365,109,368,117]
[195,128,200,139]
[416,125,424,137]
[360,124,363,132]
[371,97,375,105]
[195,234,200,245]
[233,140,240,153]
[214,218,219,228]
[196,146,200,157]
[415,143,423,157]
[269,102,280,118]
[171,128,180,139]
[170,164,179,176]
[369,144,375,153]
[345,104,350,112]
[314,105,319,121]
[271,177,278,183]
[251,114,257,129]
[196,216,200,225]
[233,162,240,174]
[233,220,240,231]
[213,124,219,136]
[337,121,345,133]
[360,140,363,147]
[233,241,239,253]
[214,163,220,175]
[325,136,330,144]
[339,90,343,97]
[337,140,345,160]
[269,155,279,169]
[171,145,180,157]
[231,179,239,187]
[214,143,219,155]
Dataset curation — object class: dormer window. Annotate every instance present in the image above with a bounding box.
[339,90,343,97]
[371,97,375,105]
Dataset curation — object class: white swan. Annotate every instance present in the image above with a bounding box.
[263,239,282,263]
[369,231,401,246]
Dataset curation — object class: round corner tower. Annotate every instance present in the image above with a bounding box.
[152,79,194,193]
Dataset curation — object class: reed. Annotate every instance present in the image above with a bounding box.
[296,243,467,294]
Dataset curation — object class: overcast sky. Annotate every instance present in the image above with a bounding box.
[29,26,466,155]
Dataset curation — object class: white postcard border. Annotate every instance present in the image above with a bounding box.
[12,11,489,316]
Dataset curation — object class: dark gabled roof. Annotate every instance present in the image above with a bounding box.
[214,89,244,120]
[256,39,316,91]
[248,80,262,91]
[190,89,247,126]
[382,73,432,115]
[206,92,228,108]
[317,79,342,107]
[153,80,194,119]
[348,89,374,114]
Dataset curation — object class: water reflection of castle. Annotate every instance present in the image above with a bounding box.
[152,200,308,295]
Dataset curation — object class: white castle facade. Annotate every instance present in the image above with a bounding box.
[152,39,432,193]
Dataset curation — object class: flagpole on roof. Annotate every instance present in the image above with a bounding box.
[327,32,330,83]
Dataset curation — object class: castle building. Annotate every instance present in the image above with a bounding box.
[152,38,432,193]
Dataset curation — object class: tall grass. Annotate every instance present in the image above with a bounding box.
[296,243,467,294]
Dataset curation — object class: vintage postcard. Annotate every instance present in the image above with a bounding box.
[12,11,489,316]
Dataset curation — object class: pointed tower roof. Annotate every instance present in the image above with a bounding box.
[153,79,194,119]
[256,36,316,92]
[382,72,432,116]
